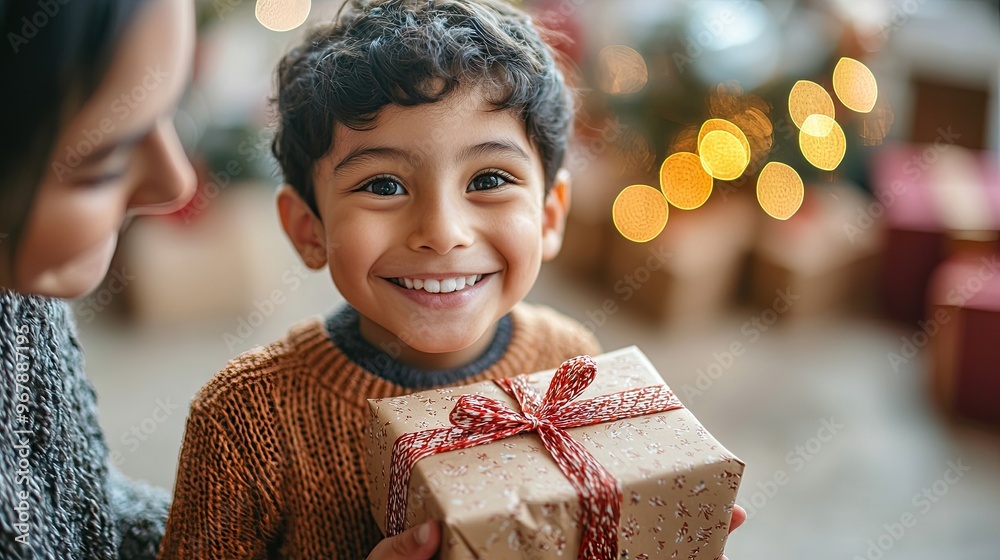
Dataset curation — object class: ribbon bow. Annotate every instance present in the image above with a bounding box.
[385,355,684,559]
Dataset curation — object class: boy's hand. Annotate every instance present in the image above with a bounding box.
[721,504,748,560]
[367,521,439,560]
[366,507,744,560]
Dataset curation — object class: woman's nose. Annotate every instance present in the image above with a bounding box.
[127,116,196,214]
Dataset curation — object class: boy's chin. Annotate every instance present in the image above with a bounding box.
[359,312,500,368]
[389,327,497,369]
[404,333,483,356]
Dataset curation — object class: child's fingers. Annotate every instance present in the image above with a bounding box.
[729,504,747,533]
[368,508,736,559]
[719,504,747,560]
[366,521,439,560]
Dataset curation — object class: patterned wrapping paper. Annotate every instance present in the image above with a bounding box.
[366,346,745,559]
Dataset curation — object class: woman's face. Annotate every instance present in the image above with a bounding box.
[2,0,196,298]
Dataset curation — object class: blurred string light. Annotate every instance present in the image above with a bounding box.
[756,162,804,220]
[799,114,846,171]
[255,0,311,32]
[832,57,878,113]
[660,152,713,210]
[699,129,749,181]
[597,45,648,95]
[612,185,668,243]
[614,58,881,241]
[707,82,773,174]
[698,118,751,163]
[788,80,835,129]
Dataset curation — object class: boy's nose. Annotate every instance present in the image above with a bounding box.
[406,196,475,254]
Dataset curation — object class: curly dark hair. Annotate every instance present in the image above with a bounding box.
[271,0,574,215]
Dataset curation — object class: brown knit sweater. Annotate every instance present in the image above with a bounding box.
[159,303,601,559]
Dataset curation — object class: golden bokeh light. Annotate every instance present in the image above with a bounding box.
[799,114,846,171]
[597,45,648,95]
[756,162,804,220]
[612,185,668,242]
[660,152,714,210]
[705,82,774,174]
[729,107,774,174]
[698,119,751,162]
[698,129,749,181]
[788,80,836,129]
[256,0,311,32]
[832,57,878,113]
[800,112,837,136]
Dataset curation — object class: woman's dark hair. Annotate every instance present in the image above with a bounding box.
[271,0,574,216]
[0,0,149,256]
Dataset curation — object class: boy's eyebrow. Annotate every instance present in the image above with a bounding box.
[457,140,532,164]
[333,140,532,177]
[334,146,413,177]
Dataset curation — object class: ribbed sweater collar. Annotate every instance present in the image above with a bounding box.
[291,304,536,408]
[323,305,512,390]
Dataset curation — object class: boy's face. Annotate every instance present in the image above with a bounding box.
[278,88,570,370]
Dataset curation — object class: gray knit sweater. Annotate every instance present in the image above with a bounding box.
[1,290,169,560]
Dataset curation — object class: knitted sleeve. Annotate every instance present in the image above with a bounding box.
[106,465,170,560]
[158,396,282,559]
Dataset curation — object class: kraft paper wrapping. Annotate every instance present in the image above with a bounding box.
[366,346,745,559]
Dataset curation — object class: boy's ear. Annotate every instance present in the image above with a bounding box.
[541,168,572,262]
[276,185,328,270]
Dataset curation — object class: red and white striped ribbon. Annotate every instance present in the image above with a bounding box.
[385,355,684,559]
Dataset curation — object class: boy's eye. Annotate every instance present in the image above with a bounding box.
[467,172,511,192]
[361,177,407,196]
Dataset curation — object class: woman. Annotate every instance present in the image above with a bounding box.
[1,0,196,557]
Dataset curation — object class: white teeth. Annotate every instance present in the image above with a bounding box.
[394,274,486,294]
[440,278,457,293]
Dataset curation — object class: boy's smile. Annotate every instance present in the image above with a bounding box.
[278,88,570,371]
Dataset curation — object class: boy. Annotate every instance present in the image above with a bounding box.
[159,1,744,558]
[159,0,600,558]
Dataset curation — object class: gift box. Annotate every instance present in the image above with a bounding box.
[872,145,1000,323]
[926,251,1000,426]
[367,347,745,559]
[751,182,882,318]
[605,191,758,324]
